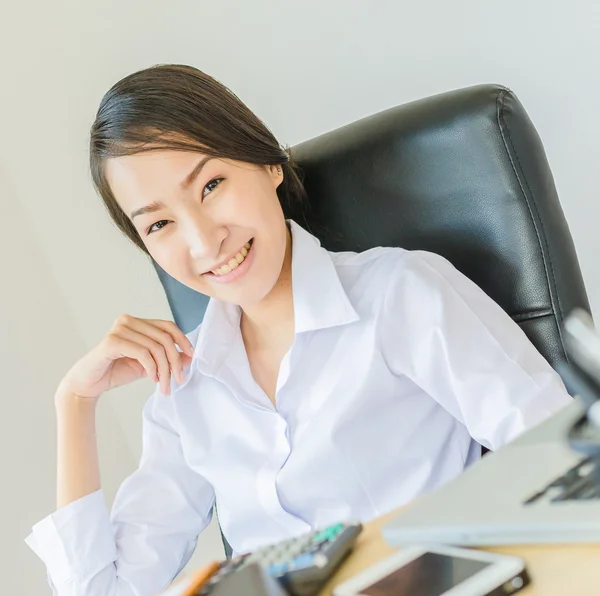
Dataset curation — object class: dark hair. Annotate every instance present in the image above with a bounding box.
[89,64,307,255]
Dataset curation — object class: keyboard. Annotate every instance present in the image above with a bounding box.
[197,521,363,596]
[524,456,600,505]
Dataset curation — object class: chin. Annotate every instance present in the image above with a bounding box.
[225,278,279,308]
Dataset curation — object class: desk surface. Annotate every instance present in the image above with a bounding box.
[319,509,600,596]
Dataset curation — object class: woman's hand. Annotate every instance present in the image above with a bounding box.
[57,314,195,402]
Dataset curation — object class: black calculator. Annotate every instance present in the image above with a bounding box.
[198,521,363,596]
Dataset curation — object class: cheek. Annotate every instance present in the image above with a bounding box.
[227,176,282,220]
[151,245,193,285]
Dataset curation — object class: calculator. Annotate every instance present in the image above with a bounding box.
[198,521,363,596]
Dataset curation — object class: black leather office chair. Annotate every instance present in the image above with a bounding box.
[153,84,590,556]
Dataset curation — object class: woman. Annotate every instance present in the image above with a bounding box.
[26,64,570,596]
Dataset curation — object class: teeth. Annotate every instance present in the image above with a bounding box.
[211,242,252,276]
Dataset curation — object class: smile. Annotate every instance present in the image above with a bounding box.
[204,239,255,284]
[211,240,252,275]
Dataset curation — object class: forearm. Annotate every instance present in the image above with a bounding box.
[55,390,101,509]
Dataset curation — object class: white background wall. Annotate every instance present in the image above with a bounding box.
[2,1,599,593]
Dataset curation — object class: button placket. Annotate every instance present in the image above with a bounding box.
[256,413,311,535]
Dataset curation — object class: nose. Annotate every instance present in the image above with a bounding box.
[183,211,227,265]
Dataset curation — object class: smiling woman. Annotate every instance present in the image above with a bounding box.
[25,63,572,596]
[104,149,287,307]
[90,65,306,253]
[90,64,305,309]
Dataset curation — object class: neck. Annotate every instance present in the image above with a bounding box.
[240,226,294,351]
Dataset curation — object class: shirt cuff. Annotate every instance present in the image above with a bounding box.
[25,490,118,588]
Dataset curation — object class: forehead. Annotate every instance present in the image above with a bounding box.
[105,151,263,214]
[105,150,207,211]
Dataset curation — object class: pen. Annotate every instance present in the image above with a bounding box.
[180,561,222,596]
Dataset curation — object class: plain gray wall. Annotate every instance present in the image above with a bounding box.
[2,1,599,593]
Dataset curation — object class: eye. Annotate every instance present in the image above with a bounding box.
[146,220,169,235]
[203,177,224,199]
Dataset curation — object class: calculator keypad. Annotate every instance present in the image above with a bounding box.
[197,521,361,596]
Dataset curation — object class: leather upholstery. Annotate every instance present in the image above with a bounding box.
[154,84,590,369]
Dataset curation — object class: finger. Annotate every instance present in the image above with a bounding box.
[180,352,194,366]
[149,319,195,357]
[122,321,186,385]
[153,341,171,396]
[104,334,158,382]
[115,327,174,393]
[152,330,184,386]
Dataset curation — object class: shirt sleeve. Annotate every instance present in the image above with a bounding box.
[25,390,216,596]
[380,250,572,451]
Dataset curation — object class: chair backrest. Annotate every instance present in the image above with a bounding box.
[154,84,590,370]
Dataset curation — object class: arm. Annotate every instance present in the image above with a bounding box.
[380,250,571,451]
[55,390,101,510]
[26,389,215,596]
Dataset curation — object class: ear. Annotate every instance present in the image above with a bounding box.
[267,164,284,189]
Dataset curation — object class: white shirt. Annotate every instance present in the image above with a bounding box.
[26,220,570,596]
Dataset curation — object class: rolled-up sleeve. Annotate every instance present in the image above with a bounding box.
[25,390,216,596]
[380,250,572,451]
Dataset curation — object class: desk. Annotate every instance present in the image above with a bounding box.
[319,509,600,596]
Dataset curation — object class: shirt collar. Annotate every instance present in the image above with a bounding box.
[288,220,359,334]
[193,219,359,376]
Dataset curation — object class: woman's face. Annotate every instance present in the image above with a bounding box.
[106,150,288,307]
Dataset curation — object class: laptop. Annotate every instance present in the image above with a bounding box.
[383,309,600,547]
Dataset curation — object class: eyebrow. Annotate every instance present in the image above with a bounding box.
[130,200,165,221]
[130,156,215,220]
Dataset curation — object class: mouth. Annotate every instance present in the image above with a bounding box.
[203,239,255,284]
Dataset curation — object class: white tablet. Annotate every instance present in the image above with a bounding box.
[333,544,529,596]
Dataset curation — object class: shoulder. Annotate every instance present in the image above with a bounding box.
[330,245,458,297]
[326,246,460,326]
[329,245,406,285]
